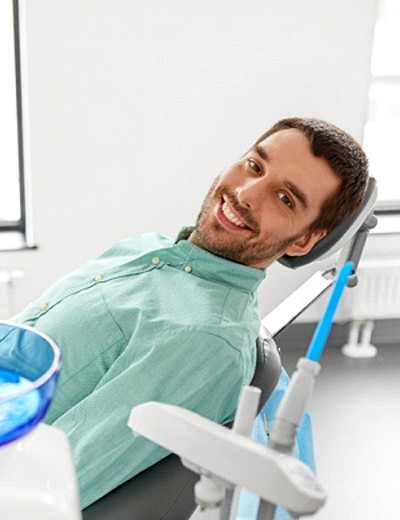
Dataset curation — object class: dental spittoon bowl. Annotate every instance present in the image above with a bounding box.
[0,320,61,446]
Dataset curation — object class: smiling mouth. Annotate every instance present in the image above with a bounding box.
[217,196,253,231]
[221,201,247,227]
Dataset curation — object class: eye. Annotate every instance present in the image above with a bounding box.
[248,158,261,173]
[278,191,293,208]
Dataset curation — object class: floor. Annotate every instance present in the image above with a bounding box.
[280,342,400,520]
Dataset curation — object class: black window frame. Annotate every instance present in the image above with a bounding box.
[0,0,33,250]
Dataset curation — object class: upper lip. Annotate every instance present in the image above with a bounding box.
[222,195,253,230]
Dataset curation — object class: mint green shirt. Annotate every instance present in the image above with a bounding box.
[13,232,265,508]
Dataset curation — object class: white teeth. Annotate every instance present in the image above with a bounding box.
[222,202,246,228]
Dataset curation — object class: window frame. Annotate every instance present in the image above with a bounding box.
[366,74,400,215]
[0,0,34,250]
[364,0,400,215]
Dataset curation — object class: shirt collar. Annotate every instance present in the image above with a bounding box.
[169,227,265,293]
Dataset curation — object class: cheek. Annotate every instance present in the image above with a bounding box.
[257,207,297,237]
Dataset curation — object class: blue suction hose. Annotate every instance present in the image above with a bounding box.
[257,262,354,520]
[306,261,354,362]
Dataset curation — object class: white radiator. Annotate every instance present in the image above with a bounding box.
[337,259,400,358]
[341,259,400,320]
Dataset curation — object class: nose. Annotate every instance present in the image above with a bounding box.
[235,177,266,211]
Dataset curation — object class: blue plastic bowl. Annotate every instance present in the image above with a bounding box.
[0,320,61,446]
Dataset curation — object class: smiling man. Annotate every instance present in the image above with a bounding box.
[12,117,369,510]
[189,126,342,268]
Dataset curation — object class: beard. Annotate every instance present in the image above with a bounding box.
[191,177,303,267]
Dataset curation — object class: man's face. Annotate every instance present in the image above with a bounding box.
[189,128,341,269]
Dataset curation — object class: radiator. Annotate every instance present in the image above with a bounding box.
[341,259,400,320]
[336,259,400,358]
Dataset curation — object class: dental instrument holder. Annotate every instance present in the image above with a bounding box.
[129,382,326,519]
[269,358,320,457]
[209,367,323,520]
[257,357,321,520]
[193,386,261,519]
[256,260,354,519]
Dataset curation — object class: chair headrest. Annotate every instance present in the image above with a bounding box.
[278,177,378,269]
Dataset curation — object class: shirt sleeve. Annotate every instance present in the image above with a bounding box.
[51,329,247,509]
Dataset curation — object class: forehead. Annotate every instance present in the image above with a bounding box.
[256,128,312,159]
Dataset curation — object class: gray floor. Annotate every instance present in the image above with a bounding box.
[280,342,400,520]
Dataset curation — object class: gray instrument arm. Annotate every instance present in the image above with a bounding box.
[262,269,335,337]
[337,213,378,286]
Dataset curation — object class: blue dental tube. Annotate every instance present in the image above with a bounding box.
[306,261,354,362]
[257,262,354,520]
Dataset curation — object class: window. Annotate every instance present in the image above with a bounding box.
[0,0,30,250]
[363,0,400,212]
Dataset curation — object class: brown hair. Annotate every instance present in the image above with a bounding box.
[255,117,369,233]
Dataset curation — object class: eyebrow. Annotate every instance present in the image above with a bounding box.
[284,181,309,211]
[254,143,270,163]
[252,144,310,211]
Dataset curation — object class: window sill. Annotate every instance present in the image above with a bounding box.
[0,231,37,252]
[372,213,400,235]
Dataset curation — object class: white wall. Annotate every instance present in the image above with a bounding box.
[1,0,379,319]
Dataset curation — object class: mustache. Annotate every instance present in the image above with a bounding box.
[215,186,260,233]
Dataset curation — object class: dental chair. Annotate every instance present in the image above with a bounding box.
[83,178,377,520]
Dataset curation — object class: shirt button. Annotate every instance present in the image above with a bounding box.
[39,303,49,312]
[184,266,192,273]
[94,275,103,282]
[152,257,161,265]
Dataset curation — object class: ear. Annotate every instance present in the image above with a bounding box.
[283,229,327,257]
